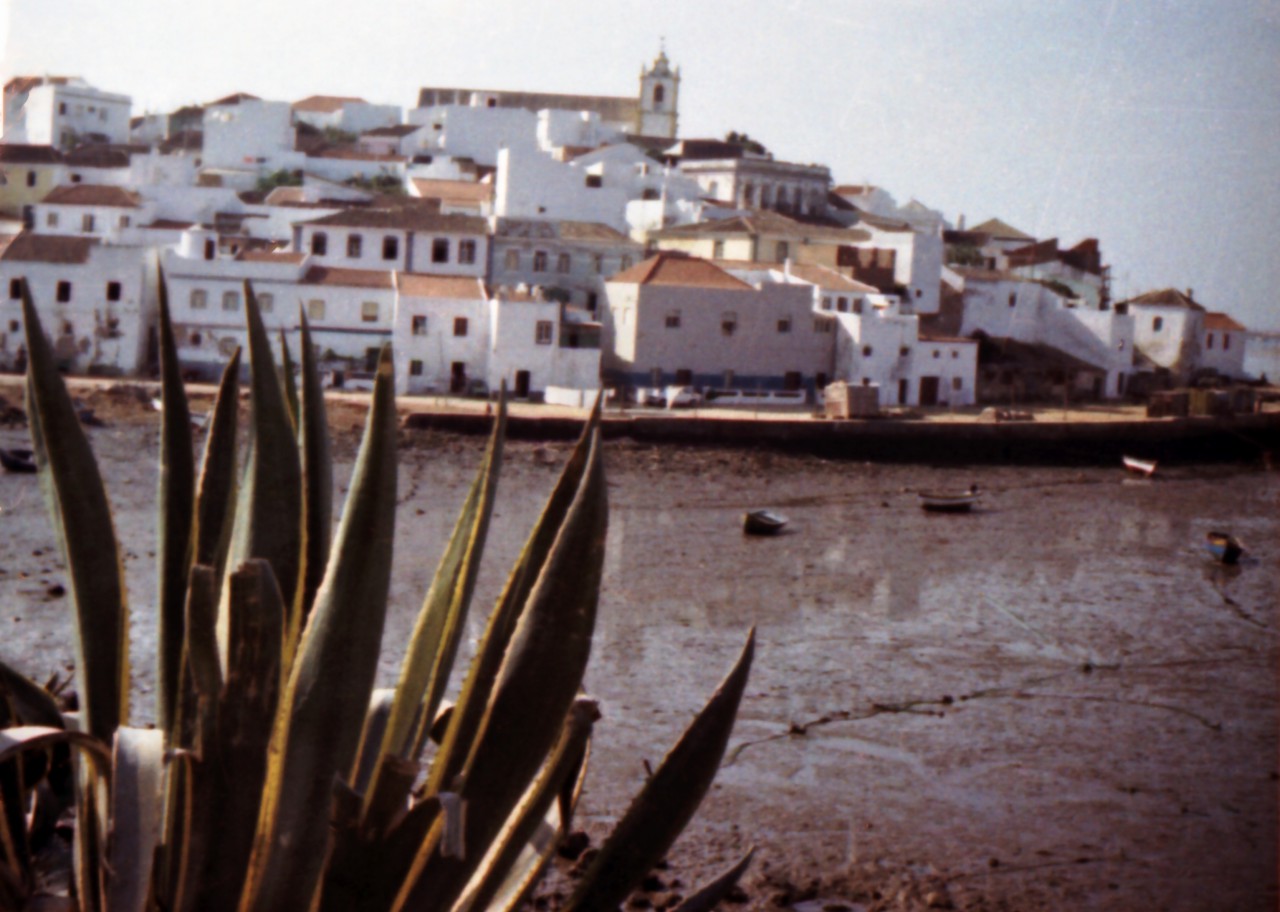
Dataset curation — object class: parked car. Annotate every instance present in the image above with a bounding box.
[665,386,703,408]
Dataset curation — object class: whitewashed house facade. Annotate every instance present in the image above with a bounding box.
[3,77,132,148]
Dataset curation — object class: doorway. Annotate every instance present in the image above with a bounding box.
[919,376,940,406]
[514,369,531,399]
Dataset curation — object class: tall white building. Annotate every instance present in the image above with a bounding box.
[3,77,132,149]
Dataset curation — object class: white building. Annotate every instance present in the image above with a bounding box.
[202,94,301,173]
[1244,330,1280,383]
[3,77,132,148]
[1121,288,1206,384]
[0,233,157,374]
[668,140,833,219]
[489,217,643,312]
[493,145,640,232]
[292,207,489,278]
[1199,312,1247,379]
[292,96,401,135]
[33,185,150,242]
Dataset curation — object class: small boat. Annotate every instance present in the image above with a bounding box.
[918,484,980,513]
[1205,531,1244,565]
[0,448,37,474]
[1122,455,1157,477]
[743,509,788,536]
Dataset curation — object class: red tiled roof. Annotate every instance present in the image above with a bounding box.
[208,92,260,107]
[303,207,486,233]
[410,178,493,204]
[0,233,97,264]
[302,266,393,289]
[1204,312,1245,332]
[609,253,754,290]
[42,184,141,208]
[397,273,487,300]
[293,95,367,113]
[5,76,74,95]
[0,144,63,165]
[1121,288,1206,312]
[968,218,1033,241]
[781,262,878,292]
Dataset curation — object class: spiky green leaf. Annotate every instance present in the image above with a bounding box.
[296,309,332,624]
[105,727,165,912]
[192,350,241,574]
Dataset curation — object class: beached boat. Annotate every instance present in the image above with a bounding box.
[743,509,788,535]
[1122,455,1157,477]
[0,448,37,474]
[919,485,981,513]
[1205,531,1244,565]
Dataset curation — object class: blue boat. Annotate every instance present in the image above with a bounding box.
[1205,531,1244,565]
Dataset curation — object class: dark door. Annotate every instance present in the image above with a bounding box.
[919,376,940,406]
[514,370,531,398]
[450,361,467,393]
[898,379,909,404]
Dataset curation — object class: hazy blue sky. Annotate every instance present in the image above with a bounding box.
[5,0,1278,329]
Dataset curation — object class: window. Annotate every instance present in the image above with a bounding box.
[952,377,963,391]
[1008,293,1016,308]
[411,315,427,336]
[653,84,665,106]
[1153,316,1163,331]
[586,291,598,311]
[1223,334,1231,350]
[59,102,67,115]
[222,290,239,311]
[814,317,831,333]
[190,289,207,309]
[56,281,72,303]
[189,331,202,347]
[120,215,130,228]
[712,240,725,259]
[585,174,603,189]
[458,240,477,264]
[776,241,789,263]
[852,299,864,315]
[836,296,848,312]
[593,254,603,274]
[432,238,450,263]
[258,293,274,313]
[721,312,737,336]
[382,236,399,260]
[308,299,325,320]
[8,279,21,300]
[311,232,328,256]
[620,255,632,270]
[361,301,379,322]
[347,234,363,258]
[532,251,548,273]
[46,212,59,228]
[665,310,681,329]
[899,346,910,357]
[409,359,424,376]
[862,345,873,357]
[504,249,520,270]
[951,350,959,359]
[453,317,468,337]
[106,281,122,302]
[777,318,791,333]
[784,371,802,391]
[26,171,36,188]
[535,320,553,344]
[557,253,571,274]
[204,238,216,260]
[932,349,941,359]
[82,214,95,232]
[1206,333,1214,349]
[821,297,833,311]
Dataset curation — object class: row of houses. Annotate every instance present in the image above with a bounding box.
[0,58,1268,404]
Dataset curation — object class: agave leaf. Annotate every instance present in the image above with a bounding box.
[377,394,505,771]
[278,327,300,431]
[239,347,398,912]
[192,350,241,574]
[426,395,600,796]
[455,697,599,912]
[564,629,756,912]
[670,847,756,912]
[395,425,608,912]
[350,688,396,796]
[218,280,300,671]
[105,727,165,912]
[156,269,196,739]
[21,285,128,743]
[0,726,112,776]
[296,309,332,624]
[0,659,64,729]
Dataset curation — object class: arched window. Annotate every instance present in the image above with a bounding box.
[653,84,665,108]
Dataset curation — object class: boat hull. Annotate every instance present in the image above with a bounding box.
[743,510,787,535]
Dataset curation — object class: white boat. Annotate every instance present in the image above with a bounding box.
[918,485,980,513]
[1122,456,1157,477]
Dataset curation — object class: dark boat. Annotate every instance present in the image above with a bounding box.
[743,509,788,536]
[918,484,980,513]
[0,448,36,474]
[1205,531,1244,565]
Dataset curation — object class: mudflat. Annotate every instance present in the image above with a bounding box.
[1,384,1275,911]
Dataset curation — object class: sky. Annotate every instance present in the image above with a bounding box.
[4,0,1279,329]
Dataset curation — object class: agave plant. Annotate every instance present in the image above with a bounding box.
[0,275,755,912]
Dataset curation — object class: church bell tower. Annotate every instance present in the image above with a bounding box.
[637,43,679,140]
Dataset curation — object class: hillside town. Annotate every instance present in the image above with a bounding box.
[1,52,1275,409]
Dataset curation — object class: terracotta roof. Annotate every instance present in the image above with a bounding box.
[364,124,422,138]
[968,218,1033,241]
[557,220,634,243]
[0,144,63,165]
[237,250,306,264]
[1,233,97,264]
[854,210,913,233]
[64,145,141,168]
[42,184,142,208]
[5,76,75,95]
[1204,312,1245,332]
[780,262,878,292]
[302,207,486,233]
[397,273,488,300]
[208,92,260,107]
[302,266,394,289]
[609,252,754,290]
[1121,288,1205,312]
[653,210,869,243]
[411,178,493,204]
[293,95,367,113]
